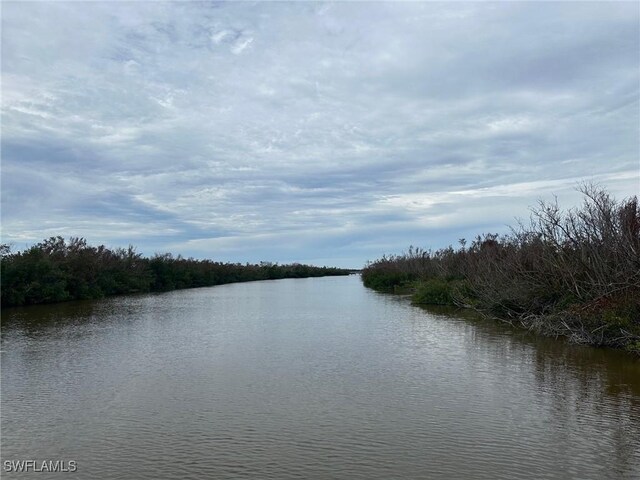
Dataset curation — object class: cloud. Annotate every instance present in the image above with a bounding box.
[1,2,638,267]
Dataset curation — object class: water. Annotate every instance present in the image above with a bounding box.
[2,275,639,479]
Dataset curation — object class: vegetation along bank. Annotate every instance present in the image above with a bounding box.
[361,186,640,354]
[0,238,351,308]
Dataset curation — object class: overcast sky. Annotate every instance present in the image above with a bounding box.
[2,1,638,268]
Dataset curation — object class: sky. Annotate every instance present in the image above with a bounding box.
[1,1,638,268]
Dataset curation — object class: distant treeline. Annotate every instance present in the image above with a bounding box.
[0,238,351,307]
[362,185,640,354]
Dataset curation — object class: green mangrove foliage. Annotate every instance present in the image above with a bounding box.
[362,186,640,352]
[0,237,350,307]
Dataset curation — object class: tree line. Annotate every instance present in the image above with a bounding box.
[361,185,640,353]
[0,237,351,307]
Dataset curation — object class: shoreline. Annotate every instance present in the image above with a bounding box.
[362,276,640,357]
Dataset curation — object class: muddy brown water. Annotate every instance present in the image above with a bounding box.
[2,275,639,479]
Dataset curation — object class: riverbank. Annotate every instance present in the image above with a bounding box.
[0,237,351,308]
[361,186,640,355]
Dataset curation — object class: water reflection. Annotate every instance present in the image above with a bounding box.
[2,277,639,479]
[418,303,640,395]
[416,303,640,479]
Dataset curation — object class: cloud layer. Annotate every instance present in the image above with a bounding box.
[2,2,638,267]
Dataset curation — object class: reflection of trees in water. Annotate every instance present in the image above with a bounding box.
[417,303,640,478]
[2,295,143,338]
[418,303,640,397]
[531,345,639,478]
[1,297,150,380]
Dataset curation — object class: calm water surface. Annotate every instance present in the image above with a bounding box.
[2,275,639,479]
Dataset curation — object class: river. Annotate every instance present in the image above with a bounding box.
[2,275,639,479]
